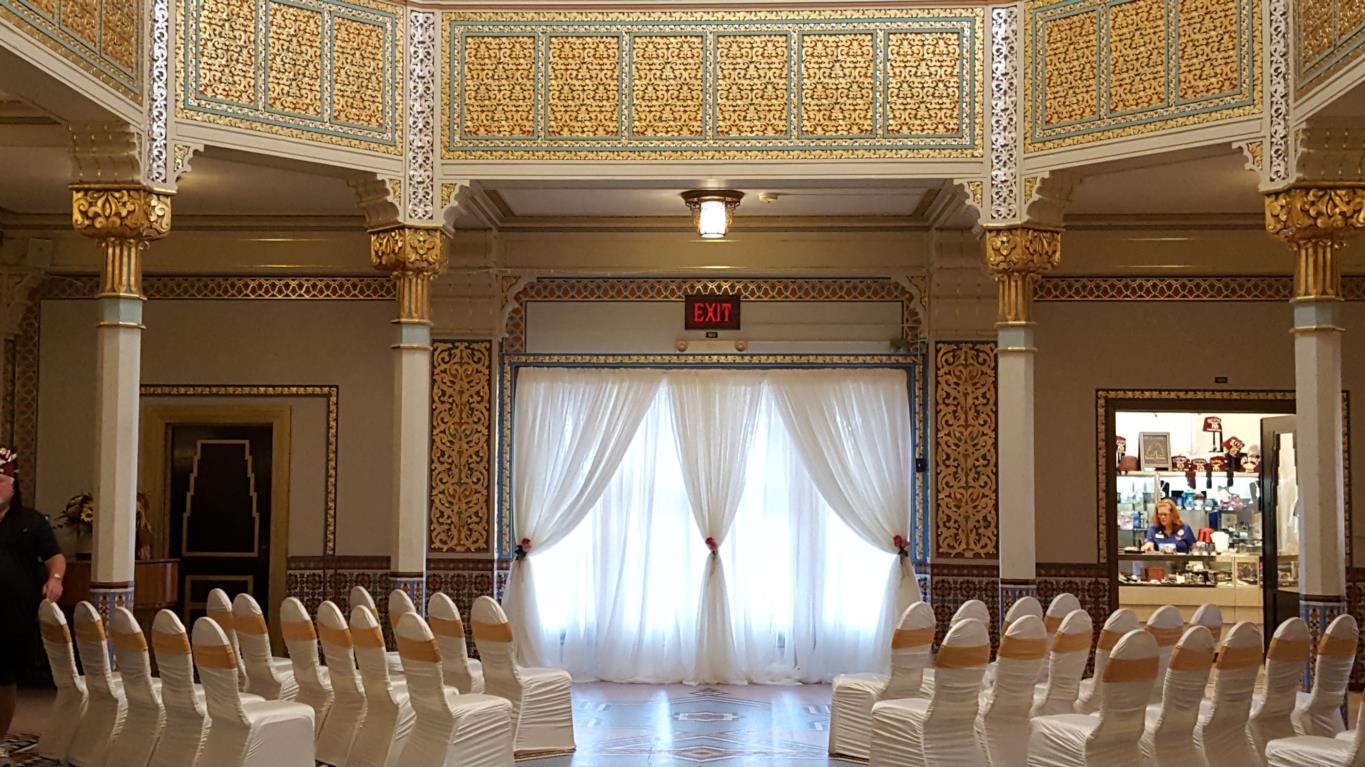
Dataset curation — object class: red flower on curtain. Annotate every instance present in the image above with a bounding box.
[893,535,909,557]
[705,536,718,552]
[515,537,532,560]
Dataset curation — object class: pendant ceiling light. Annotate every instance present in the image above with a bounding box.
[681,189,744,239]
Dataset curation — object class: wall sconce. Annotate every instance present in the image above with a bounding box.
[681,190,744,239]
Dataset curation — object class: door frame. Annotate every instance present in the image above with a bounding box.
[140,404,291,649]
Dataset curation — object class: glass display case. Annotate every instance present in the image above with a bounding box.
[1116,550,1264,624]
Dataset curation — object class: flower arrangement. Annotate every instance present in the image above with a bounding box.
[62,493,96,532]
[893,534,909,557]
[514,537,532,560]
[705,536,718,553]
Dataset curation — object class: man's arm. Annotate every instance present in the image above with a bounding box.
[43,552,65,602]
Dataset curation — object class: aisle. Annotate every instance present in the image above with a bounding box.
[529,683,858,766]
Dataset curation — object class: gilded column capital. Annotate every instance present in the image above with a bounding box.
[70,185,173,299]
[369,224,448,322]
[1265,186,1365,301]
[983,226,1062,325]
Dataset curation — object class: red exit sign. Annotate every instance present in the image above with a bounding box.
[685,294,741,330]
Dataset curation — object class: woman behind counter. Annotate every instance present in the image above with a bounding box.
[1141,498,1197,553]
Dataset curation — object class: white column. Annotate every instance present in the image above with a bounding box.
[1293,299,1345,603]
[72,187,170,620]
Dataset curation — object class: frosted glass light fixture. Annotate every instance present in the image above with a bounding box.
[681,190,744,239]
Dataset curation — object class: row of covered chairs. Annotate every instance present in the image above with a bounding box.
[831,593,1364,767]
[33,588,574,767]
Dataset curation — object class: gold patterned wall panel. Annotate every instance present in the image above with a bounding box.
[266,2,324,118]
[800,33,874,137]
[1295,0,1365,95]
[1108,0,1167,113]
[0,0,143,101]
[430,340,493,554]
[934,342,998,559]
[1025,0,1259,151]
[179,0,401,154]
[629,35,705,137]
[444,9,983,160]
[548,35,621,138]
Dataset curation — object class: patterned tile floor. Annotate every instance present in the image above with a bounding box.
[6,684,860,766]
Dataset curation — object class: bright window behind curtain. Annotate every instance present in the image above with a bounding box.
[526,369,907,683]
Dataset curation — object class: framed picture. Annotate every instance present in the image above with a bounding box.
[1139,432,1171,470]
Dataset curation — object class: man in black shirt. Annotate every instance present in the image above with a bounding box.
[0,448,64,743]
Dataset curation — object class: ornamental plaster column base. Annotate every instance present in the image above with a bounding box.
[90,583,135,624]
[999,579,1037,620]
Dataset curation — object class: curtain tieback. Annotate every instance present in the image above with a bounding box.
[705,536,718,553]
[893,534,909,557]
[515,537,532,560]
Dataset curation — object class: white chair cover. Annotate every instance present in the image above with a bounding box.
[1144,605,1184,704]
[70,601,128,767]
[1004,596,1044,627]
[828,601,934,760]
[232,592,299,701]
[1039,593,1082,685]
[868,618,990,767]
[280,597,334,735]
[108,607,164,767]
[393,612,514,767]
[1140,626,1215,767]
[1190,603,1223,644]
[977,615,1047,767]
[1267,691,1365,767]
[1027,629,1159,767]
[1077,608,1141,714]
[1195,621,1263,767]
[36,599,87,762]
[389,590,417,631]
[193,616,315,767]
[351,604,416,767]
[954,599,991,627]
[429,593,485,694]
[1032,610,1093,718]
[315,601,365,767]
[149,610,207,767]
[352,585,403,676]
[1250,618,1312,765]
[208,589,251,690]
[1294,614,1358,737]
[472,596,575,754]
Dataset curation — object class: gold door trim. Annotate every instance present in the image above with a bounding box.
[141,404,291,653]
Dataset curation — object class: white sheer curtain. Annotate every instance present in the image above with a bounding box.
[524,368,911,682]
[668,371,763,684]
[768,369,921,662]
[502,367,663,665]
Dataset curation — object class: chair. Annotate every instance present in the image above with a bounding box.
[1195,622,1263,767]
[471,596,575,755]
[1144,605,1184,704]
[1027,629,1159,767]
[315,601,365,767]
[1293,614,1359,737]
[428,593,485,694]
[1249,618,1312,765]
[193,616,315,767]
[280,597,334,735]
[977,615,1047,767]
[389,589,418,631]
[954,599,992,627]
[70,601,128,767]
[108,607,164,767]
[868,618,990,767]
[1266,692,1365,766]
[231,592,299,700]
[351,603,416,767]
[207,589,250,690]
[1004,596,1044,627]
[1031,610,1093,717]
[148,610,208,767]
[1190,603,1223,644]
[1140,626,1215,767]
[352,585,403,676]
[1039,593,1082,684]
[828,602,934,760]
[1077,608,1141,714]
[35,599,87,762]
[393,612,514,767]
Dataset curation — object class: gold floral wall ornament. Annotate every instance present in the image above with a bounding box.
[70,186,173,299]
[934,342,998,559]
[370,225,448,322]
[1265,186,1365,301]
[984,227,1062,324]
